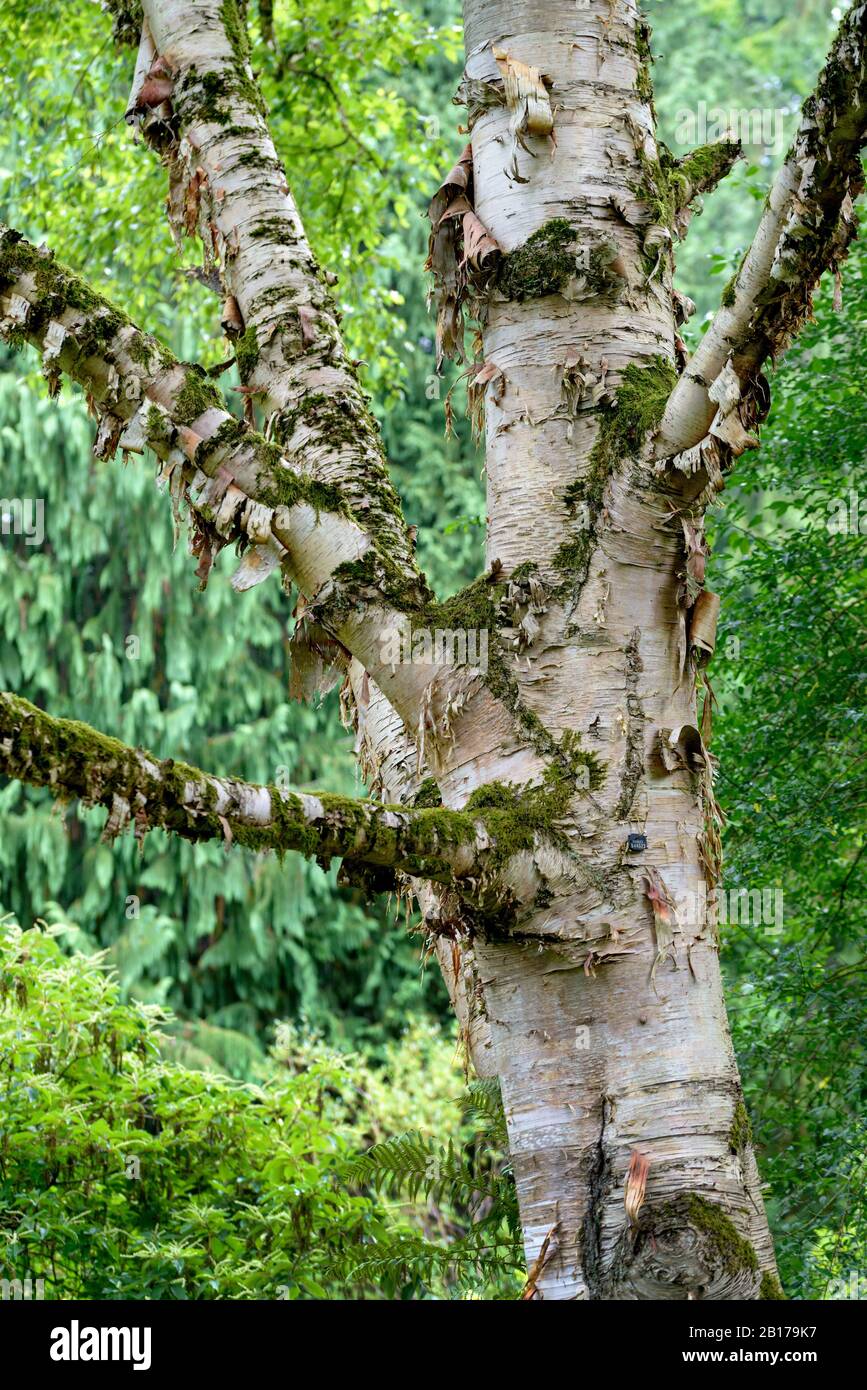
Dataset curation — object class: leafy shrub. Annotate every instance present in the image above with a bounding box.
[0,921,384,1298]
[0,921,522,1299]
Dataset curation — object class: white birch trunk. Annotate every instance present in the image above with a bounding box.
[450,0,779,1298]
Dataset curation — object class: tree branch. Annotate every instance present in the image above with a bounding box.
[655,4,867,458]
[0,226,462,735]
[113,1,514,780]
[670,139,742,238]
[0,692,492,886]
[122,0,418,577]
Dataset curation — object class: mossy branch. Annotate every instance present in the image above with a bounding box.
[0,224,349,524]
[0,693,494,885]
[671,140,742,212]
[656,5,867,458]
[0,227,466,737]
[0,225,586,778]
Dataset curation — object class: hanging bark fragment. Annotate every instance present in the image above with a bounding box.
[644,866,679,985]
[467,359,505,441]
[689,589,721,667]
[426,144,499,369]
[493,48,554,180]
[624,1151,651,1228]
[655,724,706,776]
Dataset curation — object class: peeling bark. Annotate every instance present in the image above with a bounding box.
[132,0,418,574]
[451,0,785,1299]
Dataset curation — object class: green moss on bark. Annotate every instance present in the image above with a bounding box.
[633,140,739,240]
[0,693,496,881]
[412,777,443,809]
[233,149,278,171]
[729,1099,753,1153]
[257,464,347,516]
[173,368,223,425]
[459,758,601,873]
[684,1194,759,1277]
[495,221,627,303]
[250,217,298,245]
[635,17,655,106]
[173,2,266,128]
[145,404,173,451]
[641,1194,759,1280]
[234,324,260,381]
[678,141,740,195]
[555,356,677,580]
[325,550,432,626]
[0,231,131,344]
[721,250,747,309]
[496,220,577,301]
[760,1271,787,1300]
[220,0,252,67]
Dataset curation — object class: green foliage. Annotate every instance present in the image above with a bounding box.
[0,920,521,1299]
[647,0,842,323]
[0,0,460,383]
[0,0,478,1052]
[0,921,377,1298]
[348,1133,478,1205]
[0,359,449,1047]
[337,1088,522,1297]
[710,232,867,1299]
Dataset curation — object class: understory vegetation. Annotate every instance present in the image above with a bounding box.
[0,922,523,1299]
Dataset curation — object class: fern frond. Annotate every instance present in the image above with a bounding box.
[343,1131,501,1208]
[462,1077,508,1145]
[330,1223,524,1298]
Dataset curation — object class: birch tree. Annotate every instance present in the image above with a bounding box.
[2,0,866,1300]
